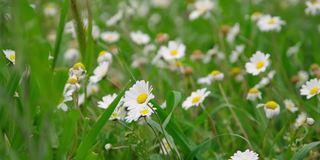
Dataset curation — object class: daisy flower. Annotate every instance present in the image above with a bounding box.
[230,45,245,63]
[3,49,15,65]
[300,78,320,99]
[230,149,259,160]
[226,23,240,44]
[69,62,86,80]
[158,41,186,61]
[305,0,320,16]
[89,62,110,83]
[106,10,123,26]
[294,112,315,128]
[123,80,155,122]
[197,70,224,85]
[44,3,57,17]
[255,70,276,89]
[130,31,150,45]
[189,0,214,20]
[97,50,112,64]
[257,15,285,32]
[246,87,262,101]
[101,31,120,43]
[97,94,125,121]
[283,99,298,113]
[257,101,280,119]
[245,51,270,76]
[251,11,263,21]
[182,88,210,110]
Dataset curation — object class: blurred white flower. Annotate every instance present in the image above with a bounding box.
[283,99,298,113]
[300,78,320,99]
[257,101,280,119]
[89,62,110,83]
[2,49,15,65]
[305,0,320,16]
[226,23,240,44]
[130,31,150,45]
[101,31,120,43]
[98,93,125,120]
[189,0,214,20]
[287,42,301,57]
[159,41,186,61]
[294,112,314,128]
[230,45,245,63]
[251,11,264,21]
[257,15,285,32]
[182,88,210,110]
[64,48,80,64]
[246,87,262,101]
[69,62,86,80]
[245,51,270,76]
[151,0,171,8]
[97,50,112,64]
[44,3,57,17]
[160,138,172,155]
[106,10,123,26]
[230,149,259,160]
[198,70,224,85]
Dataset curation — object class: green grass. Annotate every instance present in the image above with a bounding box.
[0,0,320,159]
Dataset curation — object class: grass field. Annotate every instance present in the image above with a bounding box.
[1,0,320,159]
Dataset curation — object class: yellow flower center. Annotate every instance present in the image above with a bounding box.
[310,87,319,95]
[73,62,85,70]
[99,51,108,57]
[249,88,259,94]
[139,108,150,116]
[170,49,178,56]
[252,12,262,17]
[67,77,78,84]
[9,54,15,61]
[230,67,241,75]
[192,96,201,104]
[268,18,276,25]
[210,70,221,76]
[265,101,278,110]
[255,61,265,69]
[136,93,148,104]
[175,61,183,67]
[111,112,118,118]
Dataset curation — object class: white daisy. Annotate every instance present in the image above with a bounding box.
[182,88,210,110]
[123,80,155,122]
[305,0,320,16]
[89,62,110,83]
[97,50,112,64]
[106,10,123,26]
[245,51,270,76]
[130,31,150,45]
[230,44,245,63]
[254,70,276,89]
[283,99,298,113]
[257,15,285,32]
[44,3,57,17]
[230,149,259,160]
[197,70,224,85]
[246,87,262,101]
[101,31,120,43]
[97,94,125,121]
[3,49,15,65]
[294,112,315,128]
[257,101,280,119]
[158,41,186,61]
[251,11,264,21]
[226,23,240,44]
[300,78,320,99]
[189,0,214,20]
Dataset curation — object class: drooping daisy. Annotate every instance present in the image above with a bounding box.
[283,99,298,113]
[300,78,320,99]
[101,31,120,43]
[197,70,224,85]
[97,50,112,64]
[245,51,270,76]
[182,88,210,110]
[251,11,264,21]
[257,101,280,119]
[305,0,320,16]
[189,0,214,20]
[89,62,110,83]
[69,62,87,80]
[130,31,150,45]
[3,49,16,65]
[158,41,186,61]
[255,70,276,89]
[246,87,262,101]
[294,112,315,128]
[97,93,125,121]
[257,15,285,32]
[230,149,259,160]
[230,67,245,82]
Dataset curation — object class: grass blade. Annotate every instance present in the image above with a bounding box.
[292,141,320,160]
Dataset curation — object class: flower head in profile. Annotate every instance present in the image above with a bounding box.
[257,101,280,119]
[245,51,270,76]
[294,112,315,128]
[305,0,320,16]
[101,31,120,43]
[230,149,259,160]
[123,80,155,122]
[130,31,150,45]
[97,50,112,64]
[189,0,214,20]
[69,62,87,80]
[257,15,285,32]
[182,88,210,110]
[97,93,125,121]
[300,78,320,99]
[3,49,15,65]
[283,99,298,113]
[251,11,264,21]
[158,41,186,61]
[89,62,110,83]
[246,87,262,101]
[198,70,224,85]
